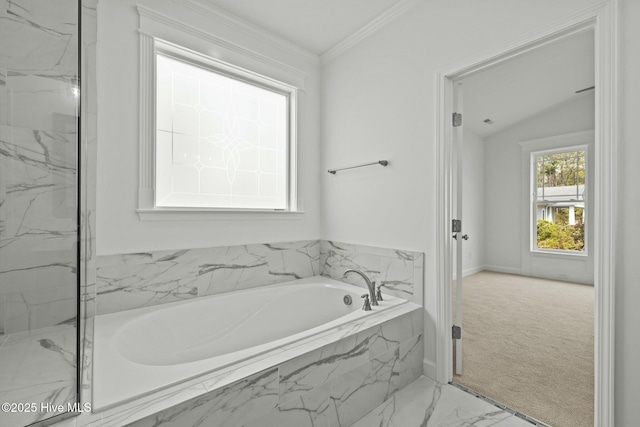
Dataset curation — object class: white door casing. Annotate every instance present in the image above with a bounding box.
[453,83,464,376]
[434,3,617,426]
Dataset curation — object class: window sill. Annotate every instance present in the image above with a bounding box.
[137,208,305,221]
[530,249,588,258]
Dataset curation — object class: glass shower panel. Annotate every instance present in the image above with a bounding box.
[0,1,79,426]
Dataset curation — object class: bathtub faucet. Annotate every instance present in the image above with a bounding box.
[342,269,378,307]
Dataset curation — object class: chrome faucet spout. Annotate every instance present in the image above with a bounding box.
[342,269,378,306]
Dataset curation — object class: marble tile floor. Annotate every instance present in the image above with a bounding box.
[353,376,537,427]
[0,324,77,427]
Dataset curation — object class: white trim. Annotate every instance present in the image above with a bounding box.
[462,265,486,278]
[483,265,523,276]
[451,265,486,281]
[423,358,437,381]
[139,33,154,197]
[136,5,306,219]
[521,134,594,283]
[137,209,304,221]
[523,137,593,261]
[320,0,422,65]
[518,129,595,149]
[137,5,308,88]
[435,4,616,426]
[440,3,605,81]
[173,0,320,66]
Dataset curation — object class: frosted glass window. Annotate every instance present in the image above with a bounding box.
[155,53,289,210]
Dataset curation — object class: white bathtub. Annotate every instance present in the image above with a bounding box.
[94,276,407,410]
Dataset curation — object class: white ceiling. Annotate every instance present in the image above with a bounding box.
[201,0,407,55]
[198,1,593,138]
[461,30,595,138]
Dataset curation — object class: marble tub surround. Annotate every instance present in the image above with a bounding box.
[83,301,421,427]
[0,324,77,427]
[95,240,319,314]
[352,376,534,427]
[320,240,424,304]
[94,277,408,409]
[126,368,280,427]
[95,239,424,316]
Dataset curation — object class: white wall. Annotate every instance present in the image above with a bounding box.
[483,94,595,284]
[319,0,608,388]
[616,0,640,423]
[461,129,485,276]
[96,0,321,255]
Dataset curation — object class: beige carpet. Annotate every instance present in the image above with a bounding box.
[453,271,594,427]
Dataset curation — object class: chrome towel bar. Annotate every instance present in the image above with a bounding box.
[328,160,388,175]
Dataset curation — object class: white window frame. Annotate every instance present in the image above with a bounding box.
[530,144,589,256]
[153,40,297,213]
[135,7,307,221]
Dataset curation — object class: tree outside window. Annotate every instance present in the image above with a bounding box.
[534,149,586,252]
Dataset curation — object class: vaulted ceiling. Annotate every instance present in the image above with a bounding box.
[458,30,594,138]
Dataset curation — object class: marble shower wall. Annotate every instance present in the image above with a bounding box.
[122,307,423,427]
[0,0,79,334]
[320,240,423,305]
[95,240,320,315]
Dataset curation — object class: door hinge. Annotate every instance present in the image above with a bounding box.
[452,325,461,340]
[452,112,462,127]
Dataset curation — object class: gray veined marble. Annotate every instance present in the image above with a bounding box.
[5,72,79,132]
[328,345,406,427]
[0,125,77,245]
[320,240,423,303]
[126,368,279,427]
[96,249,205,315]
[279,332,373,405]
[0,0,78,75]
[278,309,424,426]
[352,376,533,427]
[4,284,76,333]
[96,240,320,314]
[0,324,76,427]
[0,124,78,333]
[245,382,332,427]
[198,240,320,296]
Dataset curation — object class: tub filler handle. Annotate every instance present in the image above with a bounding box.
[361,294,372,311]
[376,282,386,301]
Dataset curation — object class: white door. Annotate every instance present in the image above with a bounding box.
[453,83,465,376]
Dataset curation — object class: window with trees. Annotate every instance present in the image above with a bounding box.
[533,148,586,252]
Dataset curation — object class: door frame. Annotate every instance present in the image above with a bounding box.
[434,2,617,426]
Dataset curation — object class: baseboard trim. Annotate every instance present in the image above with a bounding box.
[452,265,488,280]
[463,265,485,277]
[423,358,437,381]
[483,265,522,275]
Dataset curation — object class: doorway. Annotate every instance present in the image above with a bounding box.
[450,30,595,426]
[435,5,617,427]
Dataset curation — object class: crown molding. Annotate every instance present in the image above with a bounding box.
[321,0,423,66]
[136,5,307,86]
[173,0,320,66]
